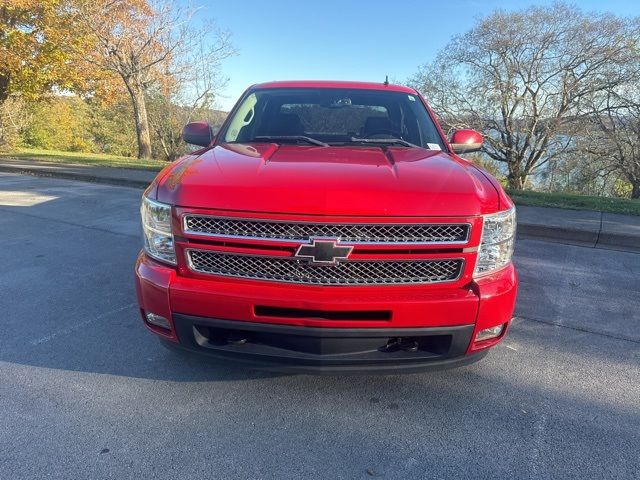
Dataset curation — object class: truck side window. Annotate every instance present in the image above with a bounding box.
[224,93,258,142]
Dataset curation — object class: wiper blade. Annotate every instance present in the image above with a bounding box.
[253,135,329,147]
[348,137,421,148]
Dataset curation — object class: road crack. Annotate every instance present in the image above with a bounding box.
[30,303,138,346]
[517,315,640,344]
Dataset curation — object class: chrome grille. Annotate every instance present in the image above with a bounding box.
[187,249,464,286]
[183,216,469,244]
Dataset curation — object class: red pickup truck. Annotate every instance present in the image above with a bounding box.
[135,80,517,373]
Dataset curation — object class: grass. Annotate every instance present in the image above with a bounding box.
[507,189,640,216]
[0,147,165,171]
[1,148,638,216]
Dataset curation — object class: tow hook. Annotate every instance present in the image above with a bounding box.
[226,333,248,346]
[380,337,419,353]
[399,338,419,352]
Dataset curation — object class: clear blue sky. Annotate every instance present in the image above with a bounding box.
[189,0,640,110]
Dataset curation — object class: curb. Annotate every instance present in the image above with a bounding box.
[517,224,598,247]
[517,214,639,253]
[2,163,638,254]
[0,164,152,189]
[598,214,640,252]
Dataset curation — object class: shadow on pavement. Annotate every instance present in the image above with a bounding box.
[2,174,639,478]
[1,175,638,383]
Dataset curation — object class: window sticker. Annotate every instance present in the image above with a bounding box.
[427,143,442,151]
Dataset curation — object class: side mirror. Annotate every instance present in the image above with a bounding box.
[182,121,214,147]
[449,129,483,154]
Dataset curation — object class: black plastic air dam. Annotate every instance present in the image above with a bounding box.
[254,306,392,321]
[169,314,486,374]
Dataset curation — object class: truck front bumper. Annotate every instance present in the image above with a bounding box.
[135,252,517,373]
[167,314,487,374]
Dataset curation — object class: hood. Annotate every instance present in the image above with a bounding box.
[156,143,499,217]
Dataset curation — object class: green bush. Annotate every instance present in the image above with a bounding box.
[20,95,136,156]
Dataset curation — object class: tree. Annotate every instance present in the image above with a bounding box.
[411,3,639,189]
[583,85,640,198]
[148,34,232,161]
[0,95,30,148]
[0,0,90,147]
[22,96,89,151]
[0,0,85,102]
[77,0,234,159]
[148,96,227,161]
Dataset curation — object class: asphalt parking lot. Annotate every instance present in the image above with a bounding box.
[1,173,638,479]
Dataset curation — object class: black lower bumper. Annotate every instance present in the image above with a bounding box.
[170,314,486,374]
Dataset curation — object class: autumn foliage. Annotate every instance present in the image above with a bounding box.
[1,0,234,160]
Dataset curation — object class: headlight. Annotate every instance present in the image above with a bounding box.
[141,196,176,265]
[474,207,516,277]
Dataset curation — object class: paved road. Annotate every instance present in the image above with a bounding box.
[1,173,638,480]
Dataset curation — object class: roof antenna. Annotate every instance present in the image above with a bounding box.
[383,75,389,86]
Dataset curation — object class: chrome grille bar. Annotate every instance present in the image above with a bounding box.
[187,249,464,286]
[183,216,470,244]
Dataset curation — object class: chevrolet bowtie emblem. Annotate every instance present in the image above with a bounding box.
[294,239,354,265]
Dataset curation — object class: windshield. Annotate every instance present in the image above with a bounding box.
[222,88,446,149]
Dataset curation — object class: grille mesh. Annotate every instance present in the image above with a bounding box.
[183,216,469,244]
[187,250,464,285]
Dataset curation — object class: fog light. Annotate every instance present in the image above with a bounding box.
[475,324,504,342]
[145,312,171,330]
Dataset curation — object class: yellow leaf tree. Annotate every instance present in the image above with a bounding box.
[0,0,88,102]
[76,0,233,160]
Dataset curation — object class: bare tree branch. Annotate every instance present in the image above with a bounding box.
[411,3,639,190]
[75,0,235,159]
